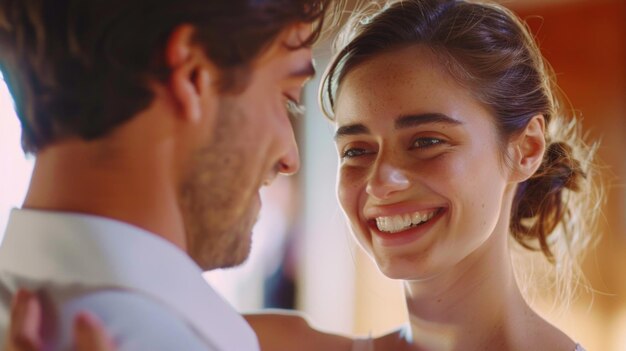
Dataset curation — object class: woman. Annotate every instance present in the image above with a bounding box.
[6,0,598,350]
[248,0,596,350]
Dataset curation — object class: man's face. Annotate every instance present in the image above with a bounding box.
[179,24,314,270]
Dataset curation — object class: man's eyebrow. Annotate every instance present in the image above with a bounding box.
[334,123,370,141]
[289,62,316,79]
[395,113,462,129]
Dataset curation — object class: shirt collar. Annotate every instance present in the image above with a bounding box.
[0,208,259,350]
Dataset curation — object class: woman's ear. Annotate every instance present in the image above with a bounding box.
[508,115,546,182]
[165,24,217,124]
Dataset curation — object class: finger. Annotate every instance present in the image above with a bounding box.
[73,312,115,351]
[7,290,43,351]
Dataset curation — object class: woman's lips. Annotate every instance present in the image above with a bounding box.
[367,207,447,247]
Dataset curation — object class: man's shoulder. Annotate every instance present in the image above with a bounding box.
[0,277,216,350]
[66,289,213,350]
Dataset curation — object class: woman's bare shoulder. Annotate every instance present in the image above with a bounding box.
[371,325,411,350]
[244,310,354,351]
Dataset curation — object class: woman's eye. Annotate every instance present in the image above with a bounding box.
[413,137,444,149]
[342,148,369,159]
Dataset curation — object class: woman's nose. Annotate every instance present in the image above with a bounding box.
[366,162,410,200]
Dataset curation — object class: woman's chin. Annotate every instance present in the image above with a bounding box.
[376,257,441,281]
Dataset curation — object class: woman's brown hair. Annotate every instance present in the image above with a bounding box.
[321,0,601,299]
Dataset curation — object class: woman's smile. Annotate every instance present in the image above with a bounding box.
[367,207,447,247]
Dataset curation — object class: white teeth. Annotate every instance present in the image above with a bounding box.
[375,209,439,233]
[411,212,421,224]
[403,213,411,224]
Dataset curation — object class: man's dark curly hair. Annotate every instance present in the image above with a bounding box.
[0,0,334,153]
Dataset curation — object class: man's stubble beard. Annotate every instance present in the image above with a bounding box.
[178,100,257,271]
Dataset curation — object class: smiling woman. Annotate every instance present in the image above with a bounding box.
[331,44,529,281]
[322,0,598,288]
[230,1,603,350]
[316,0,599,349]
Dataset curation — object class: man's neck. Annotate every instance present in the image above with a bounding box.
[23,139,187,251]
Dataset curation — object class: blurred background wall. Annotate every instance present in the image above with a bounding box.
[1,0,624,350]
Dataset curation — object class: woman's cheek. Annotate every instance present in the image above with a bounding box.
[338,170,359,214]
[338,169,370,233]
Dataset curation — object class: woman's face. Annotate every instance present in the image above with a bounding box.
[333,46,517,280]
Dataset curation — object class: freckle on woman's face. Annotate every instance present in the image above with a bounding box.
[334,46,514,280]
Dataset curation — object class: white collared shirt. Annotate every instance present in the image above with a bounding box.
[0,209,259,351]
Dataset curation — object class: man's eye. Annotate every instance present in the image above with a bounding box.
[342,148,369,159]
[413,137,444,148]
[285,95,305,118]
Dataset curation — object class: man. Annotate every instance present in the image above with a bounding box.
[0,0,333,349]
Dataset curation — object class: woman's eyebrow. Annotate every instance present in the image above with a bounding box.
[395,113,462,129]
[335,113,462,141]
[334,123,370,141]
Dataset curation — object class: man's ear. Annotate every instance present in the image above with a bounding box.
[165,24,217,123]
[508,115,546,182]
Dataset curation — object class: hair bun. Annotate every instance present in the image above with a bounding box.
[511,141,586,260]
[542,142,585,191]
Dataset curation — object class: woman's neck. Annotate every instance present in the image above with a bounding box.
[401,229,534,351]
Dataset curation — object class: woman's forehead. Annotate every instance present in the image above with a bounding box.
[335,49,467,117]
[332,49,497,137]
